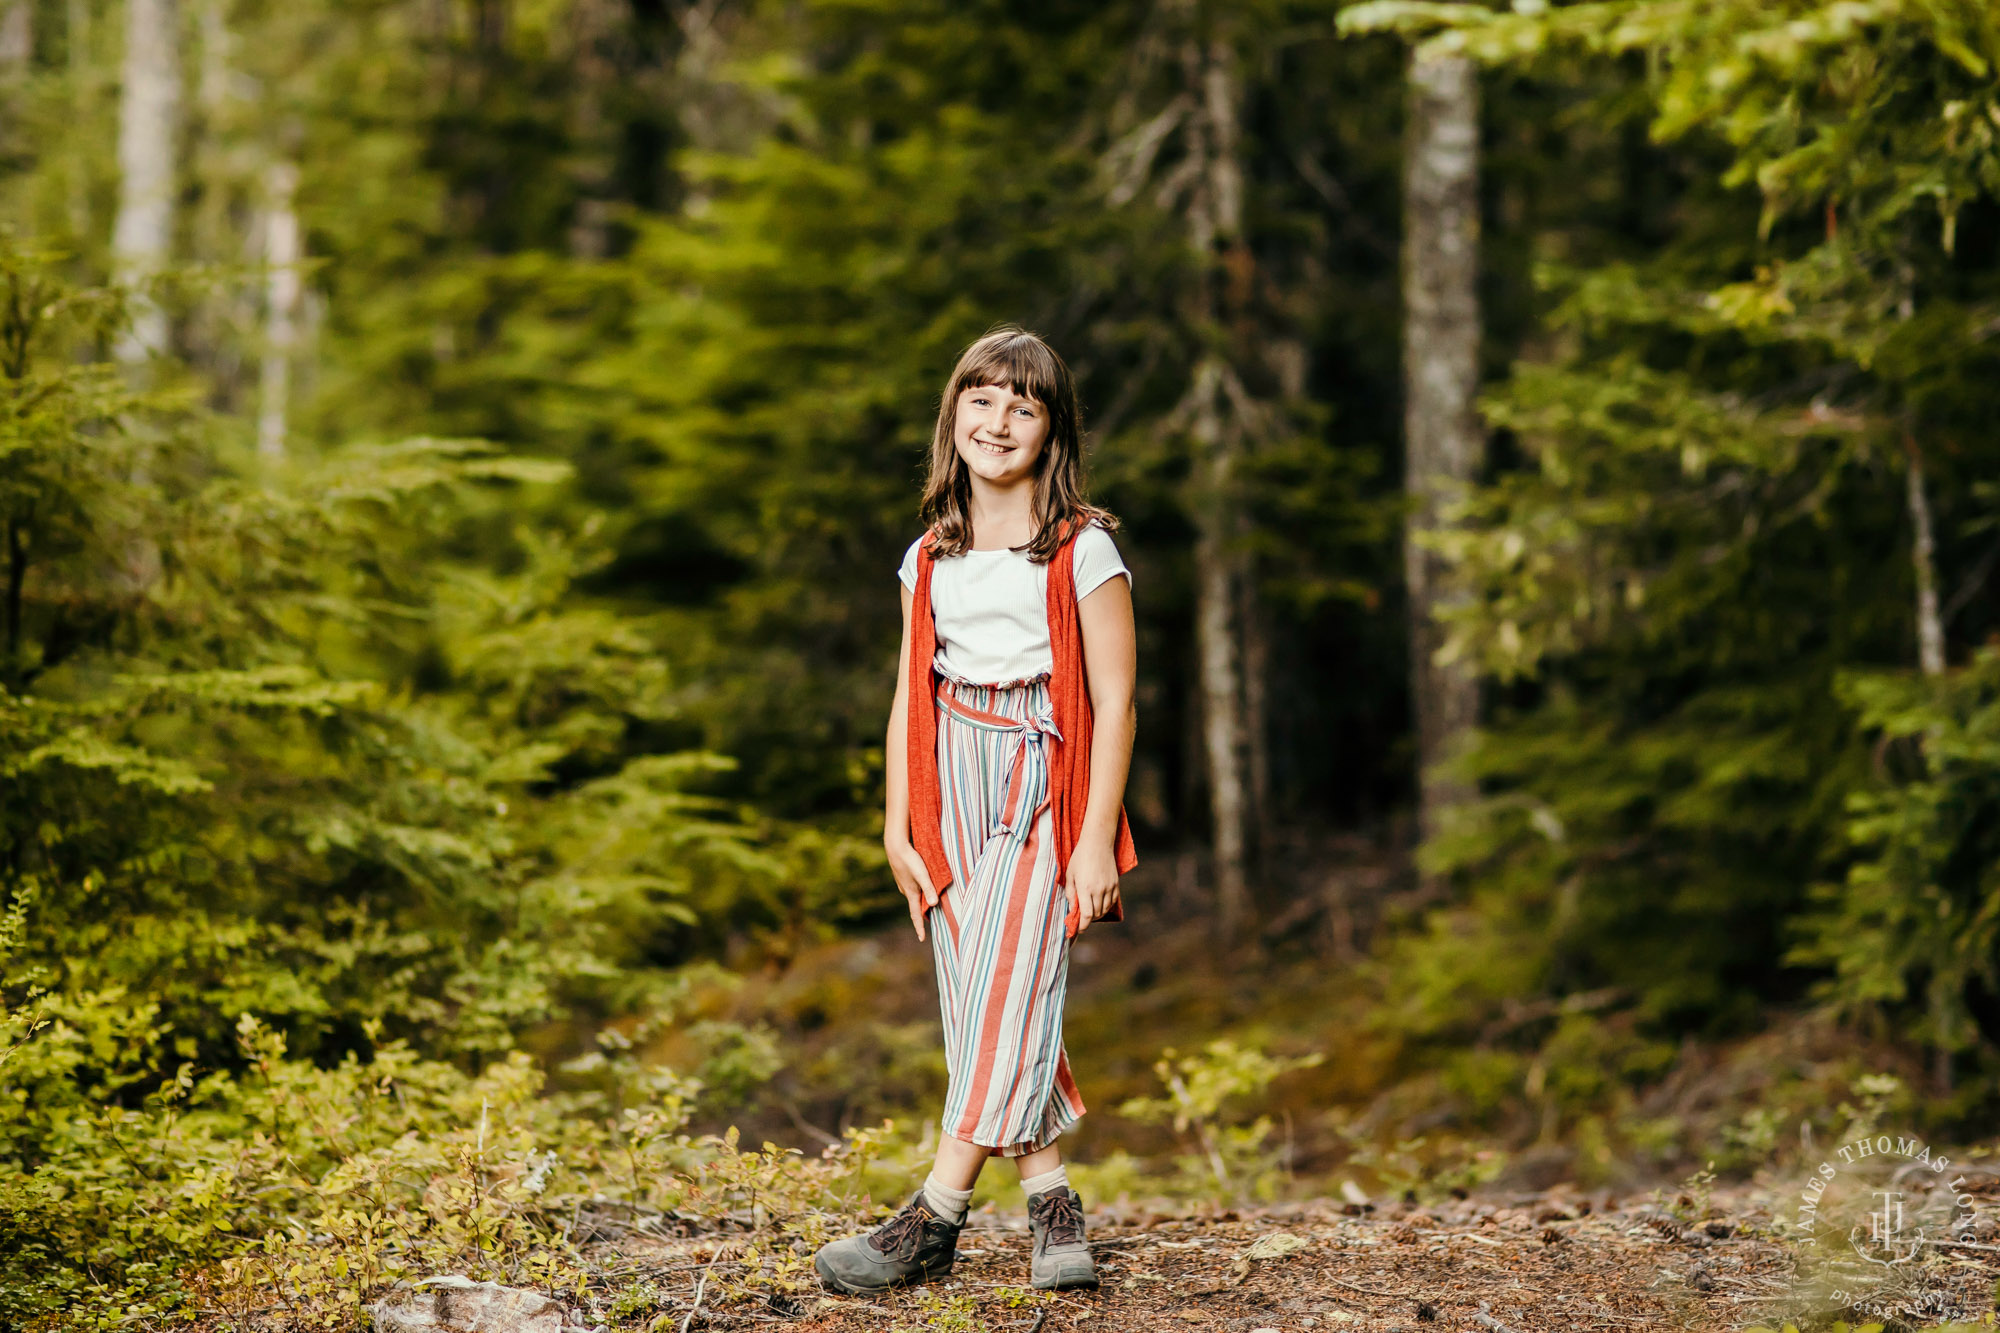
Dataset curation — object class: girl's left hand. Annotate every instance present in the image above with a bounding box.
[1065,841,1122,936]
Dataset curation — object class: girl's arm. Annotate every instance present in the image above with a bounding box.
[884,583,937,941]
[1069,573,1137,933]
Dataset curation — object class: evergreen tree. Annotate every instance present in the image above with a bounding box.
[0,240,779,1314]
[1346,0,2000,1129]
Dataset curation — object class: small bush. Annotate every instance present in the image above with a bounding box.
[1118,1038,1323,1201]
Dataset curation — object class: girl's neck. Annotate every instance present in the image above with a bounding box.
[966,476,1037,551]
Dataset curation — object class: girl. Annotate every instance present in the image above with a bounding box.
[814,327,1138,1296]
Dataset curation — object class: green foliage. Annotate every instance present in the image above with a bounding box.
[0,226,820,1323]
[1800,655,2000,1055]
[10,0,2000,1321]
[1343,0,2000,1135]
[1,995,908,1329]
[1659,1162,1717,1224]
[237,0,1414,835]
[1327,1113,1507,1204]
[1119,1038,1324,1201]
[898,1292,985,1333]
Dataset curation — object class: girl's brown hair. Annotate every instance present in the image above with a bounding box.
[919,325,1118,563]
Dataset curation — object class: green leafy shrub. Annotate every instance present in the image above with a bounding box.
[1118,1039,1323,1202]
[1327,1116,1507,1205]
[1796,654,2000,1066]
[0,983,919,1329]
[0,239,856,1329]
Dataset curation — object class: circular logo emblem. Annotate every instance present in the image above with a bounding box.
[1785,1132,1978,1323]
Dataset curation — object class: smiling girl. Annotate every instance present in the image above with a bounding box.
[814,327,1138,1295]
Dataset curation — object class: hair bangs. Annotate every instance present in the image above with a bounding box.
[952,333,1065,409]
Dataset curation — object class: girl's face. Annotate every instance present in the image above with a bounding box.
[952,382,1050,489]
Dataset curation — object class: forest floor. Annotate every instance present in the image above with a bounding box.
[522,836,1998,1333]
[664,833,1414,1183]
[587,1185,1995,1332]
[666,832,1906,1201]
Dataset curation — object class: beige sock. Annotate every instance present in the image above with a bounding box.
[922,1171,973,1223]
[1020,1164,1070,1199]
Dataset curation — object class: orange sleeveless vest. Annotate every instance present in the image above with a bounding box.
[906,520,1138,938]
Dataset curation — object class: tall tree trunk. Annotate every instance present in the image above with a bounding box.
[189,0,251,406]
[257,158,301,459]
[1244,338,1307,860]
[113,0,182,365]
[67,0,92,239]
[1240,571,1272,856]
[1193,358,1251,938]
[0,1,31,68]
[1894,251,1943,683]
[1905,435,1949,1092]
[1106,5,1264,932]
[566,0,613,258]
[197,0,228,114]
[1186,32,1254,938]
[1892,238,1954,1093]
[1903,435,1945,680]
[1401,46,1481,850]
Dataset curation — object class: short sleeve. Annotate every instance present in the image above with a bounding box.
[897,536,923,591]
[1072,523,1131,601]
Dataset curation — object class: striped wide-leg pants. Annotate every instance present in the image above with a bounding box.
[927,673,1084,1157]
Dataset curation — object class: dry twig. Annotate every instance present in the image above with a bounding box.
[679,1247,722,1333]
[1472,1301,1525,1333]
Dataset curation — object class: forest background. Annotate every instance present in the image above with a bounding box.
[3,0,2000,1326]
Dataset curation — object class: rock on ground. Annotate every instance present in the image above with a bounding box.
[372,1276,603,1333]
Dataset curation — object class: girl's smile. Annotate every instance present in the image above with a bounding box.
[955,382,1049,486]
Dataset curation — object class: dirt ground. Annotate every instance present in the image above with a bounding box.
[599,1187,1998,1333]
[538,846,1998,1333]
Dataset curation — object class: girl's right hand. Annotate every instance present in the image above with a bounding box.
[885,839,937,942]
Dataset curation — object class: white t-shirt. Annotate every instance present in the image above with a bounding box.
[897,524,1131,684]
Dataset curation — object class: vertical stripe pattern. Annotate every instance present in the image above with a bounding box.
[929,673,1085,1157]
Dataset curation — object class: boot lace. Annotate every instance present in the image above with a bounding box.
[866,1197,936,1260]
[1030,1189,1084,1248]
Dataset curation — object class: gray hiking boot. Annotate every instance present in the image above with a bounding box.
[1026,1186,1098,1290]
[813,1190,963,1294]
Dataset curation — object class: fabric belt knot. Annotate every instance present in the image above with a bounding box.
[934,678,1063,839]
